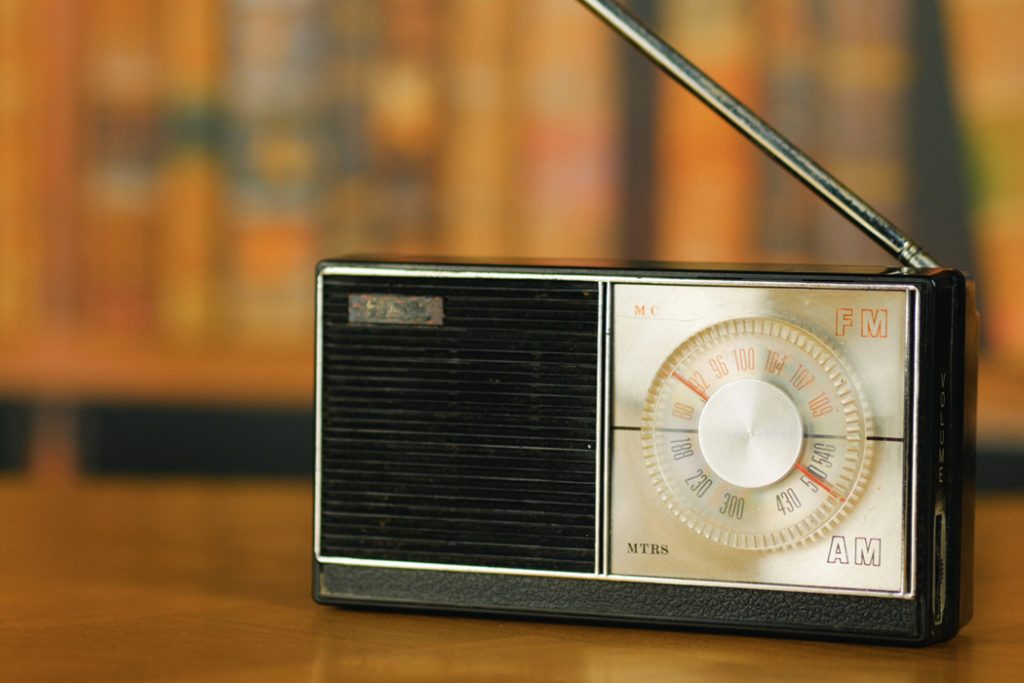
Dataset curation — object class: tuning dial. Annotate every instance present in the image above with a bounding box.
[641,317,872,550]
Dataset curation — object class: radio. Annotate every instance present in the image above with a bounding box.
[313,0,977,644]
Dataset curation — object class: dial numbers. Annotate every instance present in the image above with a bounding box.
[640,318,872,551]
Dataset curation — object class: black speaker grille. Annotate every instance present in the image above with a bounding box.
[318,275,599,572]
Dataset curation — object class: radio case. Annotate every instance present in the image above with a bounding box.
[313,258,976,644]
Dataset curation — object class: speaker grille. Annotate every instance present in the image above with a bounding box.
[318,275,599,572]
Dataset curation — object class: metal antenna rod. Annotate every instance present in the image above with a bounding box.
[577,0,939,269]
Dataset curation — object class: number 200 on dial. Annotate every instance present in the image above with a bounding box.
[640,317,873,551]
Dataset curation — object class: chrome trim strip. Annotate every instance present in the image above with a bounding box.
[314,271,325,558]
[908,288,921,598]
[593,283,605,575]
[320,556,595,580]
[601,282,614,576]
[318,264,921,292]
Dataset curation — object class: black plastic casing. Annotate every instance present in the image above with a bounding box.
[313,258,977,645]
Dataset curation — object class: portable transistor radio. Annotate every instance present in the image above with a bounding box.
[312,0,977,644]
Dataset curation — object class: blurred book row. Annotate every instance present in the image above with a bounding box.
[0,0,619,356]
[0,0,1022,398]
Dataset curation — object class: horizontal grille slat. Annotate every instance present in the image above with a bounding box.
[321,337,596,355]
[323,388,598,411]
[320,403,596,423]
[324,434,594,453]
[321,489,595,513]
[318,275,599,572]
[323,424,593,442]
[322,367,597,384]
[322,474,593,498]
[323,507,594,525]
[324,432,592,451]
[322,497,592,516]
[321,352,597,368]
[320,448,596,477]
[320,532,594,556]
[322,514,595,536]
[322,458,594,478]
[323,466,593,488]
[321,377,595,396]
[319,438,596,461]
[324,415,595,433]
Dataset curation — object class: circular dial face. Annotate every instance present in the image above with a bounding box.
[641,317,872,551]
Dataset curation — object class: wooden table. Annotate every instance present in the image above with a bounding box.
[1,479,1022,682]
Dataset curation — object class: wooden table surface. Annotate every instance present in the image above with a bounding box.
[1,479,1022,682]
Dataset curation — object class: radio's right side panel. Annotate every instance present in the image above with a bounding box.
[607,281,916,602]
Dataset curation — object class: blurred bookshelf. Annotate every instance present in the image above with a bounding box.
[0,0,1022,480]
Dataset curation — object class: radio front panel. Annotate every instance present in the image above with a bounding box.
[317,269,916,594]
[610,284,914,597]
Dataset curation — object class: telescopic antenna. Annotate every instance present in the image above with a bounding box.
[577,0,939,269]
